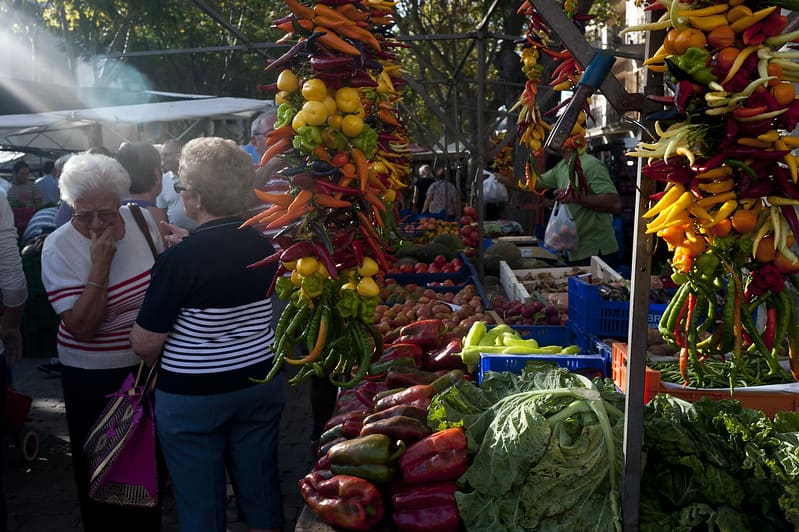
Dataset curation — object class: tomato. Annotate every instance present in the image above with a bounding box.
[709,217,732,238]
[772,82,796,106]
[433,255,447,268]
[774,250,799,274]
[301,100,328,126]
[463,206,478,218]
[335,87,361,114]
[660,224,686,249]
[341,114,364,137]
[731,209,758,234]
[460,216,472,226]
[674,29,706,55]
[277,69,299,92]
[399,263,414,273]
[755,235,776,263]
[301,78,328,102]
[715,47,739,72]
[663,28,681,54]
[414,263,429,273]
[707,25,735,50]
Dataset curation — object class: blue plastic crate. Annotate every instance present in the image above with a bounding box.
[568,276,630,338]
[648,303,668,329]
[478,353,607,383]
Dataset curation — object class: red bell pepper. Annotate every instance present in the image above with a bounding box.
[390,481,460,532]
[398,428,469,484]
[385,366,439,388]
[324,410,369,432]
[336,389,366,414]
[379,343,424,367]
[354,380,389,410]
[299,472,384,531]
[373,370,464,412]
[359,415,433,444]
[363,404,429,425]
[396,319,445,348]
[423,339,466,371]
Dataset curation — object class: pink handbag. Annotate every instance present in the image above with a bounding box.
[83,363,159,507]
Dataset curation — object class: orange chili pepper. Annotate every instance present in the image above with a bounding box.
[239,204,283,228]
[287,189,313,214]
[314,26,361,56]
[265,204,313,230]
[259,138,291,168]
[254,190,293,207]
[265,125,294,142]
[352,147,369,192]
[283,0,314,20]
[314,194,352,208]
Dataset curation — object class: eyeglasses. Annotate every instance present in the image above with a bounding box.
[174,182,189,194]
[71,209,119,224]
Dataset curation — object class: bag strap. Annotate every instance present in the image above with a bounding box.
[127,203,159,260]
[131,361,159,393]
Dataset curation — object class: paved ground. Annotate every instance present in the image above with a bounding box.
[4,358,318,532]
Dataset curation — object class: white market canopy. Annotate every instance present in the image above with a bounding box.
[0,96,273,152]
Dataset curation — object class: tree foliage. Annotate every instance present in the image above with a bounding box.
[20,0,287,97]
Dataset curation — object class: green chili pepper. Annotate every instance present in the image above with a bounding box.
[275,276,295,301]
[336,289,359,318]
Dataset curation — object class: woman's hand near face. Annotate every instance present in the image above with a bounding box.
[90,225,117,266]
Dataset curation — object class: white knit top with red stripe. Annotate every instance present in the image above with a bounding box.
[41,206,163,369]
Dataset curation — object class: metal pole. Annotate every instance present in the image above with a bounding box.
[621,27,665,532]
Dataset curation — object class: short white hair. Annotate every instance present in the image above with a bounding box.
[59,153,130,207]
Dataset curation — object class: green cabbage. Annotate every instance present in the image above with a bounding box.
[428,363,625,532]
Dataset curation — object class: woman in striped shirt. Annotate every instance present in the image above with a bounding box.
[41,153,164,532]
[131,137,283,532]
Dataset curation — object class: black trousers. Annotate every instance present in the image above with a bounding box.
[61,364,161,532]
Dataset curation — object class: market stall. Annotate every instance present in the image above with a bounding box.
[249,0,799,529]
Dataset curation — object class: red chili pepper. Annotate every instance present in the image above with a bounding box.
[312,240,338,280]
[763,306,778,352]
[264,263,286,298]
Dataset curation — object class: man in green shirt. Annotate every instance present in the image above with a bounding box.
[537,153,621,264]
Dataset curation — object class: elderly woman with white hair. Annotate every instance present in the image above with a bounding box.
[41,153,164,532]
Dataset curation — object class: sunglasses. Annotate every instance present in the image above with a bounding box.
[71,209,119,225]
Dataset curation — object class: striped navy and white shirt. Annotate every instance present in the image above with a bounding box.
[135,217,279,395]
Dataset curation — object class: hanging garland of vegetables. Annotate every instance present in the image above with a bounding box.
[251,0,409,387]
[624,0,799,385]
[513,0,592,194]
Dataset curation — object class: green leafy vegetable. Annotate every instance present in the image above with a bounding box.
[428,363,624,531]
[640,395,799,531]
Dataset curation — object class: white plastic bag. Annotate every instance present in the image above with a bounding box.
[483,173,508,203]
[544,202,578,252]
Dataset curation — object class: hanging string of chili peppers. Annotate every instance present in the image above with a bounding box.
[250,0,410,387]
[514,0,593,194]
[624,0,799,385]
